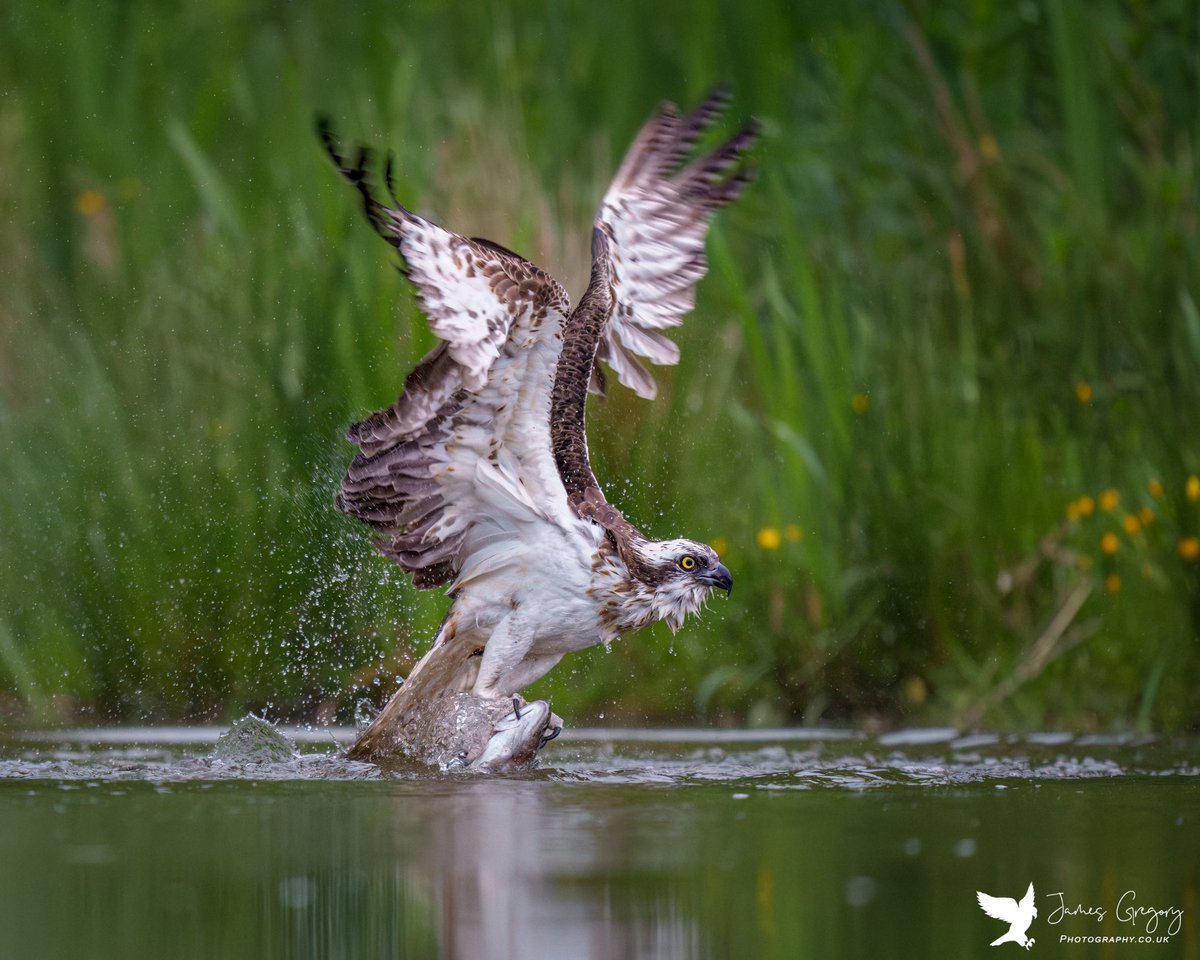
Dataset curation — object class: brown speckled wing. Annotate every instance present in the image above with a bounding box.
[595,87,758,399]
[321,122,570,589]
[550,91,757,574]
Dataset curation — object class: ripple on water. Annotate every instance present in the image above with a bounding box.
[0,726,1196,789]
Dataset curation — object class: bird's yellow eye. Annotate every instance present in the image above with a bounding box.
[680,555,696,571]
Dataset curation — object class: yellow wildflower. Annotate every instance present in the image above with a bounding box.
[1099,488,1119,512]
[1104,573,1121,594]
[1138,507,1154,526]
[757,527,782,550]
[1179,537,1200,561]
[709,537,729,557]
[1065,501,1080,522]
[903,675,928,705]
[1148,479,1164,499]
[1122,514,1141,536]
[784,524,803,543]
[1077,495,1095,517]
[1075,381,1092,404]
[1100,532,1119,555]
[76,189,107,217]
[1188,476,1200,503]
[851,393,869,416]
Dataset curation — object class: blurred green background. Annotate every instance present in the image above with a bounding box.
[0,0,1197,731]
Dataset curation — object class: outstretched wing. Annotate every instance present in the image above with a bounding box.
[976,892,1019,922]
[592,87,759,399]
[321,123,572,589]
[549,91,756,570]
[1019,883,1036,911]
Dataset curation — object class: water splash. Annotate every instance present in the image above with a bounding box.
[1,727,1196,787]
[208,715,298,764]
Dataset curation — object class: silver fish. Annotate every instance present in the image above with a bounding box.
[347,625,562,772]
[472,700,561,774]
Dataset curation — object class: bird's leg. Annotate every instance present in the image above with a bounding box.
[471,610,535,699]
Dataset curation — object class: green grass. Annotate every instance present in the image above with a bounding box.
[0,0,1197,730]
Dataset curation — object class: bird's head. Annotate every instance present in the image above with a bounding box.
[631,538,733,632]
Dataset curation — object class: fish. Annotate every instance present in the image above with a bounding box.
[472,699,561,774]
[347,622,561,772]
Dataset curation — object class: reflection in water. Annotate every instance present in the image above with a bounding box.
[413,782,694,960]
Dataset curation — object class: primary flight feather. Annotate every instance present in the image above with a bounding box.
[320,90,755,761]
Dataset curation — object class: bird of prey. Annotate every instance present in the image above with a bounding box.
[320,90,755,764]
[976,883,1038,949]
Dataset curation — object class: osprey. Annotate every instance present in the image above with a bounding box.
[321,90,755,764]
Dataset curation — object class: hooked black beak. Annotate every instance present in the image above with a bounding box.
[700,562,733,595]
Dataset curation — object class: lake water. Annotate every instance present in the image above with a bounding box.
[0,727,1196,959]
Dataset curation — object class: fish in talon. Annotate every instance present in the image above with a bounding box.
[474,699,558,774]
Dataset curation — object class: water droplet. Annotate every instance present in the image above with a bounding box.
[846,876,877,907]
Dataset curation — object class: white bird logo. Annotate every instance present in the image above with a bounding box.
[976,882,1037,949]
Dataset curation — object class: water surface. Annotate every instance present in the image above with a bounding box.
[1,727,1196,959]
